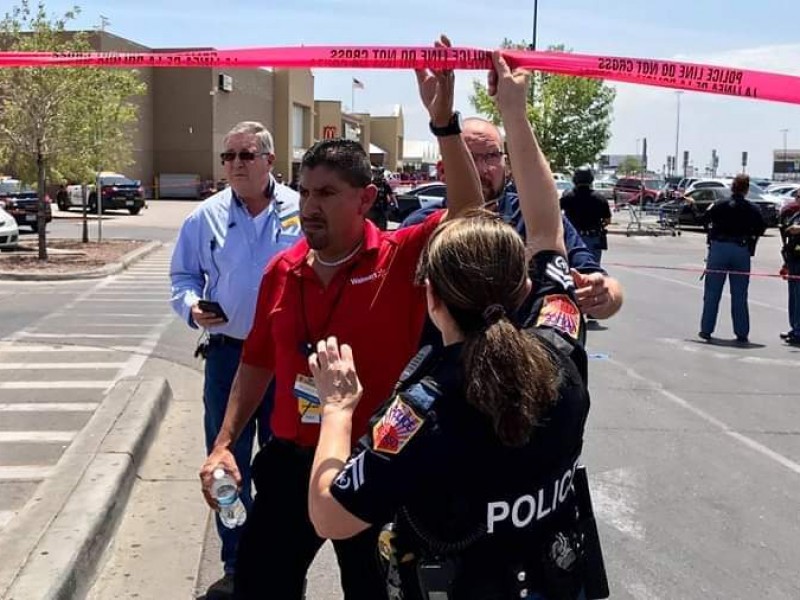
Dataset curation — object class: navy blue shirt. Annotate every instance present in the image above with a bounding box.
[401,184,605,275]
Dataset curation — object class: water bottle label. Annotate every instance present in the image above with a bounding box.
[216,484,237,506]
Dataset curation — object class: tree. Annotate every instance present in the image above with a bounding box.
[470,39,615,173]
[0,1,145,258]
[617,156,643,175]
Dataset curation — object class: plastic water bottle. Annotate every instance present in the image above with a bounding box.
[211,468,247,528]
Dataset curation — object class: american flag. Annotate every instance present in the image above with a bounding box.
[352,78,365,90]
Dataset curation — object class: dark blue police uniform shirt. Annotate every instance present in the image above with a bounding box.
[330,251,589,549]
[400,184,605,275]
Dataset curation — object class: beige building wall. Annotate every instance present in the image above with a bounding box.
[47,33,407,192]
[211,68,275,181]
[90,32,154,188]
[370,110,405,170]
[353,113,372,152]
[273,69,314,182]
[314,101,343,141]
[151,68,215,186]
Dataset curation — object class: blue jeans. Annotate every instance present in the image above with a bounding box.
[701,241,751,338]
[204,339,274,575]
[788,259,800,336]
[581,234,604,266]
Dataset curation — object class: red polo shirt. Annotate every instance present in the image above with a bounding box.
[241,211,444,447]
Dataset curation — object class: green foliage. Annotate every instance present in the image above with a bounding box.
[469,39,615,172]
[0,1,146,257]
[0,1,146,183]
[617,156,644,175]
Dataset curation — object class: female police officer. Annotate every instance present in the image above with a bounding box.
[306,52,605,600]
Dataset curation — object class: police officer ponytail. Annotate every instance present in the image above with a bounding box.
[418,212,560,447]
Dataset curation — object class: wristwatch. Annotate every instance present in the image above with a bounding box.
[429,112,462,137]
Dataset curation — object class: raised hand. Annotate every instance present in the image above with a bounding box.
[415,34,455,127]
[308,336,363,415]
[488,50,530,117]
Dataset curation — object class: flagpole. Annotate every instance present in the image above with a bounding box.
[352,84,355,113]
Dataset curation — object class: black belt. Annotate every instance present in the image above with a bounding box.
[711,235,747,245]
[208,333,244,347]
[579,230,603,237]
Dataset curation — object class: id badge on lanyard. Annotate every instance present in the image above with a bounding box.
[294,374,321,424]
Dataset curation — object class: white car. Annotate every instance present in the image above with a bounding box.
[0,206,20,250]
[555,180,574,198]
[765,183,799,196]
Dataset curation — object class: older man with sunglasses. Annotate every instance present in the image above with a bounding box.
[170,121,301,600]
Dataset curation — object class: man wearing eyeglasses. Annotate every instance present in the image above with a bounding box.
[170,121,301,600]
[402,116,623,321]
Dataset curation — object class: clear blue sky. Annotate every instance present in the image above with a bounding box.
[30,0,800,176]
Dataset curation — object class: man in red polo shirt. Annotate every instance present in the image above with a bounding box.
[200,37,484,600]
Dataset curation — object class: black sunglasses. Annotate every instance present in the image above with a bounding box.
[220,151,267,163]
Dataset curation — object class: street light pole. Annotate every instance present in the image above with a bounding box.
[528,0,539,105]
[674,91,682,178]
[780,128,789,181]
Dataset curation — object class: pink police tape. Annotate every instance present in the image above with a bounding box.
[0,45,798,105]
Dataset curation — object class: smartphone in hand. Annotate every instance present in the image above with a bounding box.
[198,300,229,323]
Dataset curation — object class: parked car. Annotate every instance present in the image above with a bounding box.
[0,206,20,249]
[393,182,447,222]
[593,180,615,202]
[685,178,766,196]
[676,177,700,195]
[86,172,146,215]
[613,177,665,206]
[555,180,573,198]
[662,187,780,227]
[0,186,52,232]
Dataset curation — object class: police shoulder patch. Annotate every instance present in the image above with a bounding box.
[536,294,581,339]
[372,396,425,455]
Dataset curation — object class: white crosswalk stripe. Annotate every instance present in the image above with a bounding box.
[0,363,126,370]
[0,381,111,389]
[0,247,177,529]
[0,403,98,412]
[0,431,76,442]
[0,466,53,480]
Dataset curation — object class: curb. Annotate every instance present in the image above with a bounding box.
[0,377,172,600]
[0,240,163,281]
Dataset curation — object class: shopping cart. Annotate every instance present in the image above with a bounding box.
[625,202,681,236]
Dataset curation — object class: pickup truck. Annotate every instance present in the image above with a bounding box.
[0,190,52,232]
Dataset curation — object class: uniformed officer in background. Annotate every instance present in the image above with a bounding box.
[779,188,800,345]
[698,174,766,344]
[560,166,611,266]
[306,51,607,600]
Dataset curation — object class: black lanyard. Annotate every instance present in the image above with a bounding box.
[297,257,362,358]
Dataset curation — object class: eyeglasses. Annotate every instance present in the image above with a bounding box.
[471,151,504,166]
[220,150,268,162]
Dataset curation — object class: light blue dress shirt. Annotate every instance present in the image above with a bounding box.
[169,178,301,340]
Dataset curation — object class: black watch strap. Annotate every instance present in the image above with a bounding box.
[429,112,462,137]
